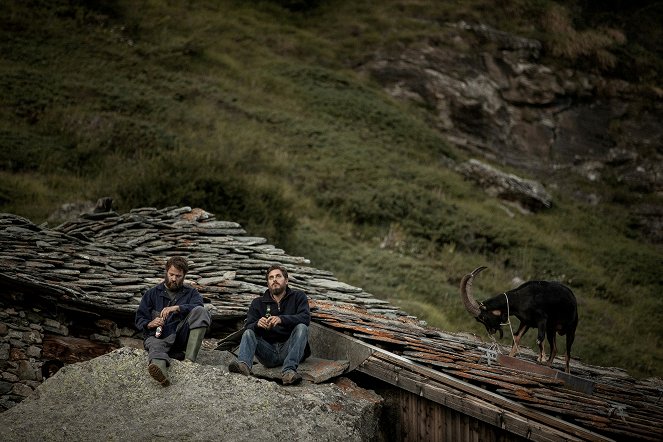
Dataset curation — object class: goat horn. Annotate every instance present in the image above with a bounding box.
[459,266,487,317]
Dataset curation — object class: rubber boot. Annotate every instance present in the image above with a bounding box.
[148,359,170,387]
[184,327,206,362]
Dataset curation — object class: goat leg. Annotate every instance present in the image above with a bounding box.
[536,321,547,363]
[510,323,529,357]
[565,353,570,373]
[546,331,557,367]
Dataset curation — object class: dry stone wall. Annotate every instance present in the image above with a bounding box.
[0,298,140,411]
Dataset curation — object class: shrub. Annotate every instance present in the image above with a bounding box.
[106,149,296,245]
[542,3,625,70]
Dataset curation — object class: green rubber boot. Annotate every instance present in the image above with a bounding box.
[184,327,207,362]
[148,359,170,387]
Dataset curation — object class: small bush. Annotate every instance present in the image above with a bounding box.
[106,149,296,245]
[542,4,625,70]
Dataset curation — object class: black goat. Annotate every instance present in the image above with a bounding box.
[460,266,578,373]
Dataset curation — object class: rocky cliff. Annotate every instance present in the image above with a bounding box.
[362,21,662,239]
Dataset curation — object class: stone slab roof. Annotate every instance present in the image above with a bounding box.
[1,207,662,441]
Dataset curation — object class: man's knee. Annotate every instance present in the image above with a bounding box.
[189,306,212,326]
[292,323,308,339]
[145,336,166,350]
[241,328,256,342]
[192,305,207,315]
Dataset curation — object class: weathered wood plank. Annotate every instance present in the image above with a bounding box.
[360,355,591,442]
[366,352,613,442]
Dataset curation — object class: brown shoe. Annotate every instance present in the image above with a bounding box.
[148,362,170,387]
[228,360,251,376]
[282,370,302,386]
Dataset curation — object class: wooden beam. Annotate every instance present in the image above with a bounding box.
[42,335,118,364]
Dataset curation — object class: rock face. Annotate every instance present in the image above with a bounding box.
[0,347,383,442]
[362,21,662,234]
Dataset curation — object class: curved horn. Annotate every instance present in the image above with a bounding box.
[459,266,487,317]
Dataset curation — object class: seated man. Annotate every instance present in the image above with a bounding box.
[229,264,310,385]
[135,256,211,387]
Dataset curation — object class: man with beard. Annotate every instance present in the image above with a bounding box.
[228,264,311,385]
[135,256,211,387]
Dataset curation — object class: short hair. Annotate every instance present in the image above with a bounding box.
[266,264,288,281]
[166,256,189,275]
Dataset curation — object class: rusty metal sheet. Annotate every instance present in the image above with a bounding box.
[309,323,374,372]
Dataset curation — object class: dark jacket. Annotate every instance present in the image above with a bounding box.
[246,286,310,343]
[135,283,204,338]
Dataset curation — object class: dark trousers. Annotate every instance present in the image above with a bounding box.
[144,306,211,365]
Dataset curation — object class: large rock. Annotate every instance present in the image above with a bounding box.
[459,159,552,212]
[0,347,383,441]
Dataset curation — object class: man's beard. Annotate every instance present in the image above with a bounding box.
[270,284,285,297]
[165,279,183,291]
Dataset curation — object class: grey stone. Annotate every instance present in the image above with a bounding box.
[250,357,350,384]
[0,381,12,395]
[2,372,19,382]
[89,334,110,343]
[10,383,33,398]
[26,346,41,358]
[42,324,68,336]
[7,331,22,340]
[24,330,42,345]
[459,159,552,211]
[17,361,39,381]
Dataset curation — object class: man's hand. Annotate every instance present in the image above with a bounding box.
[148,317,164,329]
[257,316,282,329]
[160,305,180,319]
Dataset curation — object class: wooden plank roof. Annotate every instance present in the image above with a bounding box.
[1,207,661,441]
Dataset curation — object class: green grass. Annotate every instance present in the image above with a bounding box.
[1,0,661,378]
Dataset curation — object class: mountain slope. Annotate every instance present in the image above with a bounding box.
[1,0,661,377]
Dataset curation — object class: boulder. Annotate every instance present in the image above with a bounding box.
[0,347,383,442]
[459,159,552,212]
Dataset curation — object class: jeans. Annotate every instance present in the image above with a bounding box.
[238,323,309,373]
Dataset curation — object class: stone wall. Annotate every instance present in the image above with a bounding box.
[0,296,141,411]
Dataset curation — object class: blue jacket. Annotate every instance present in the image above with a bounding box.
[246,286,310,343]
[135,283,204,338]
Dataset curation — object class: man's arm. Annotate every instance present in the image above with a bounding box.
[244,298,263,331]
[173,287,204,316]
[135,288,155,332]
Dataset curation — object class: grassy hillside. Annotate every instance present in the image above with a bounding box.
[1,0,661,378]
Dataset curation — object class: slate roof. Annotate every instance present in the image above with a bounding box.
[1,207,662,441]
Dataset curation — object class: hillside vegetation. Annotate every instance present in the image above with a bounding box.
[1,0,661,377]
